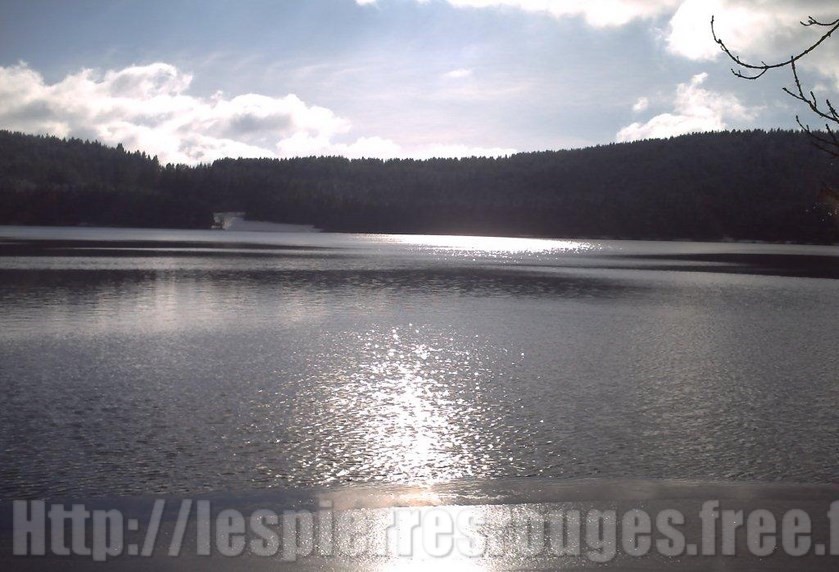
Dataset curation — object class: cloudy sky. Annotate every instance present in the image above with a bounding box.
[1,0,837,164]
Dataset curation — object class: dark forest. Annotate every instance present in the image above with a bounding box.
[1,129,836,243]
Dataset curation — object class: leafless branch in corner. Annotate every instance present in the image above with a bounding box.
[712,14,839,222]
[712,14,839,157]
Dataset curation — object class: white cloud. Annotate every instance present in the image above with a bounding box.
[0,62,514,163]
[360,0,839,85]
[666,0,839,83]
[393,0,838,79]
[410,143,515,159]
[425,0,837,49]
[443,68,473,79]
[665,0,810,62]
[632,96,649,113]
[443,0,681,27]
[0,62,348,164]
[616,72,756,142]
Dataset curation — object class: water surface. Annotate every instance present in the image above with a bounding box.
[1,226,837,498]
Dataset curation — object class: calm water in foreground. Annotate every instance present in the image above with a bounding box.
[0,226,838,499]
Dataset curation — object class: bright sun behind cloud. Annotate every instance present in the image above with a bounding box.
[0,62,515,164]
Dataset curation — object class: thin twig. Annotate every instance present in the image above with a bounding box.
[711,15,839,80]
[712,13,839,161]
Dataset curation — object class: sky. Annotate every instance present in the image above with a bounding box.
[0,0,837,164]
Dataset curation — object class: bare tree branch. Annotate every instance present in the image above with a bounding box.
[712,14,839,223]
[712,14,839,154]
[711,15,839,80]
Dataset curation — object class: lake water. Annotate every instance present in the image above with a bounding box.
[1,226,838,499]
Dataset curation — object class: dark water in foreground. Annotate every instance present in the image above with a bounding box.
[1,226,838,499]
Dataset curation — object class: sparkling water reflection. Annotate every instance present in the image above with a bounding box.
[388,233,596,254]
[1,227,838,499]
[315,327,490,483]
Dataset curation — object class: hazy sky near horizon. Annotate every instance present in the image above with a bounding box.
[1,0,837,164]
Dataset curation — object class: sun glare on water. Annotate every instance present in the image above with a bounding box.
[387,234,596,255]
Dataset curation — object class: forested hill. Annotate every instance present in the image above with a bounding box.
[1,129,837,243]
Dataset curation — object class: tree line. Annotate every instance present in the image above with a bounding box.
[0,129,836,243]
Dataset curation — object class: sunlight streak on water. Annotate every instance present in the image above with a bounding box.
[310,326,497,485]
[386,234,597,255]
[362,332,464,482]
[373,547,491,572]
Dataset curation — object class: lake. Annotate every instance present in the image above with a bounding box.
[1,226,838,499]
